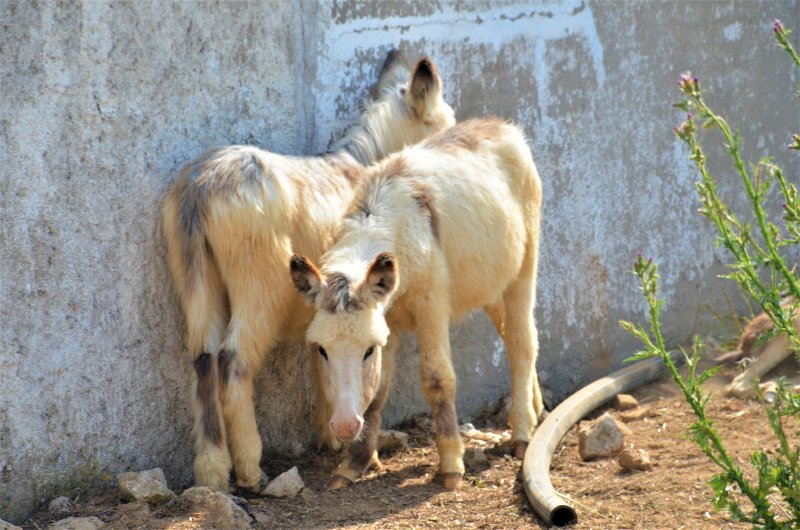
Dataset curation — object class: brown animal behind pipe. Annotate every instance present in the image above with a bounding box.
[713,311,775,364]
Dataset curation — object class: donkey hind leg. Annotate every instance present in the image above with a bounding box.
[218,314,277,492]
[186,256,233,490]
[330,334,399,490]
[415,304,464,490]
[500,241,542,460]
[192,352,232,491]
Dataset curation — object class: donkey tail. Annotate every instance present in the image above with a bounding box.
[162,152,230,358]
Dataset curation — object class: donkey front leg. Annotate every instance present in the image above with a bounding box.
[329,334,399,490]
[416,310,464,490]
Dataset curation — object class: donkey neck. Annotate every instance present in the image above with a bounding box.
[329,97,414,167]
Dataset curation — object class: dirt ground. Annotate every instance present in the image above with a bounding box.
[22,359,799,530]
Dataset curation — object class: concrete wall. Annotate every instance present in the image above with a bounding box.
[2,0,798,522]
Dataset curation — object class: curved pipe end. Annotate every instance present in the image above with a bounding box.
[550,505,578,527]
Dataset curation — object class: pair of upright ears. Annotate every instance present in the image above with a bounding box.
[289,253,398,309]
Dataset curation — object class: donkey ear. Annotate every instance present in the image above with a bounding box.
[370,49,409,101]
[360,253,399,305]
[290,255,323,305]
[407,57,442,117]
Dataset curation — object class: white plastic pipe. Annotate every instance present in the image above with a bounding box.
[523,354,679,526]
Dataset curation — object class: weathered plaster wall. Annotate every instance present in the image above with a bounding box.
[2,0,798,522]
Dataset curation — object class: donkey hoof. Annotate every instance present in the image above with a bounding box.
[513,440,528,460]
[327,475,353,491]
[442,472,463,490]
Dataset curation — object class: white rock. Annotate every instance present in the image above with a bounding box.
[578,412,626,461]
[613,394,639,410]
[117,468,175,505]
[1,519,23,530]
[46,517,104,530]
[618,447,652,471]
[48,496,73,514]
[263,466,304,498]
[463,447,490,471]
[182,487,252,529]
[378,430,409,452]
[459,424,502,443]
[459,423,477,434]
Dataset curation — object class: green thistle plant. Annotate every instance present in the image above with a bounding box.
[622,20,800,528]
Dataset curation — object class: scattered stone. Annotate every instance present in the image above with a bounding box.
[378,430,409,453]
[263,466,304,498]
[619,406,648,423]
[1,519,23,530]
[613,394,639,410]
[182,486,252,530]
[618,447,652,471]
[117,468,175,505]
[463,447,490,472]
[48,496,73,514]
[578,413,626,461]
[46,517,105,530]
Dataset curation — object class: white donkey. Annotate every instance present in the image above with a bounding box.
[291,118,544,490]
[162,52,455,492]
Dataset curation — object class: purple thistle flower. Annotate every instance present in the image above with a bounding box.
[773,19,784,34]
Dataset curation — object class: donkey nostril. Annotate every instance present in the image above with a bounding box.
[353,417,364,434]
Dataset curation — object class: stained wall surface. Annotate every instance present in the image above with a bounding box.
[2,0,798,522]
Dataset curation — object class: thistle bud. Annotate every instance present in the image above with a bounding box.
[674,114,696,141]
[773,19,784,35]
[789,133,800,151]
[677,72,700,96]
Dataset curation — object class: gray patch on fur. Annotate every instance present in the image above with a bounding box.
[324,273,362,313]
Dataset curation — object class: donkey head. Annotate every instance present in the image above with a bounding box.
[290,253,398,442]
[336,52,455,163]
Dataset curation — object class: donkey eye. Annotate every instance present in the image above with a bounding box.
[364,346,375,360]
[399,87,406,96]
[318,346,328,360]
